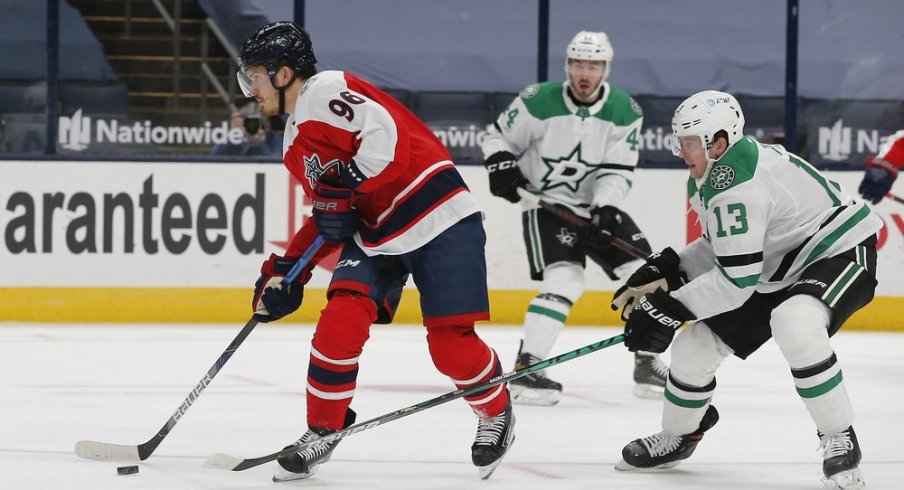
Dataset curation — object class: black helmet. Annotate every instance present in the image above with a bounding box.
[238,21,316,75]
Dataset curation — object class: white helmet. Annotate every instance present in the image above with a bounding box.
[670,90,745,166]
[565,31,613,81]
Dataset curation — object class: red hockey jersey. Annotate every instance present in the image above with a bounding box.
[281,71,481,259]
[869,129,904,172]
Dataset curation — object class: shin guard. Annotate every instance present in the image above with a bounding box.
[426,324,510,417]
[306,291,377,430]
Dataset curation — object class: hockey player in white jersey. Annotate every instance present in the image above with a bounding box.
[613,90,880,489]
[481,31,667,405]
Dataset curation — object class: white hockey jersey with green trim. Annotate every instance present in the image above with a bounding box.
[673,137,883,320]
[481,81,643,217]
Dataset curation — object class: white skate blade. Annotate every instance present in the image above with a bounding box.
[476,434,517,480]
[478,460,502,480]
[272,466,318,482]
[510,385,560,406]
[615,458,681,472]
[821,467,866,489]
[633,383,665,400]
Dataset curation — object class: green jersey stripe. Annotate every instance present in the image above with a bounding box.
[716,265,759,288]
[803,204,871,267]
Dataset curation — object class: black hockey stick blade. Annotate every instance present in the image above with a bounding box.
[515,187,648,260]
[204,333,626,471]
[74,236,325,461]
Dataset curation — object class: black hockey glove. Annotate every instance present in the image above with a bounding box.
[485,151,527,203]
[611,247,686,321]
[582,205,621,252]
[624,288,696,353]
[252,254,311,323]
[858,158,897,204]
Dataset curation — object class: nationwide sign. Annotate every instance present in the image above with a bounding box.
[58,109,246,151]
[817,119,892,162]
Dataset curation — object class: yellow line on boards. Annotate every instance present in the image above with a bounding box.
[1,288,901,331]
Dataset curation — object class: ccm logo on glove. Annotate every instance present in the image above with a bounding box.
[486,160,519,172]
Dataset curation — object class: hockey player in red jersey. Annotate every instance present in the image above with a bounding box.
[238,21,514,482]
[858,129,904,204]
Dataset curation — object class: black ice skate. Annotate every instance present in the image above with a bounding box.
[510,349,563,406]
[616,404,719,471]
[819,426,865,489]
[633,352,668,399]
[272,409,356,482]
[471,404,516,480]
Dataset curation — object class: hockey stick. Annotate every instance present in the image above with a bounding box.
[515,187,648,260]
[204,332,626,471]
[886,192,904,205]
[74,236,326,462]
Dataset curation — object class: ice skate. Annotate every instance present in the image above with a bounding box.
[633,352,668,399]
[819,426,865,489]
[471,404,516,480]
[510,350,563,406]
[616,404,719,471]
[273,409,356,482]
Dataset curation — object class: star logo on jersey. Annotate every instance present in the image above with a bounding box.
[520,84,540,99]
[556,227,579,247]
[709,165,735,190]
[540,144,602,192]
[304,154,342,188]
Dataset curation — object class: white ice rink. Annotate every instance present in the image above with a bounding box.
[3,323,903,489]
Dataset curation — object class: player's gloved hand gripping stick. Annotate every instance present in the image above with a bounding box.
[515,187,648,260]
[74,236,325,462]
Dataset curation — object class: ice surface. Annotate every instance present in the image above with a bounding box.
[2,323,902,489]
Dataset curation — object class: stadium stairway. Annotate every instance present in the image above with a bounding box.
[67,0,235,127]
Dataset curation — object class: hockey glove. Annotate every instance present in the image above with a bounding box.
[858,158,897,204]
[485,151,527,203]
[312,182,358,244]
[582,205,621,252]
[611,247,686,321]
[624,288,696,353]
[252,254,312,323]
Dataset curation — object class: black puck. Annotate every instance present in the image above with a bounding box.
[117,465,139,475]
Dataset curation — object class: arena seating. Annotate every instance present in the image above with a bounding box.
[0,0,127,117]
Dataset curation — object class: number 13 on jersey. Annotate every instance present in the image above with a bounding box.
[712,203,748,237]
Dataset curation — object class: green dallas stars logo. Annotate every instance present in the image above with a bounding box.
[709,164,736,190]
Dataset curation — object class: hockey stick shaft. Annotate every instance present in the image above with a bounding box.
[74,236,325,462]
[204,332,626,471]
[886,192,904,205]
[515,187,648,260]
